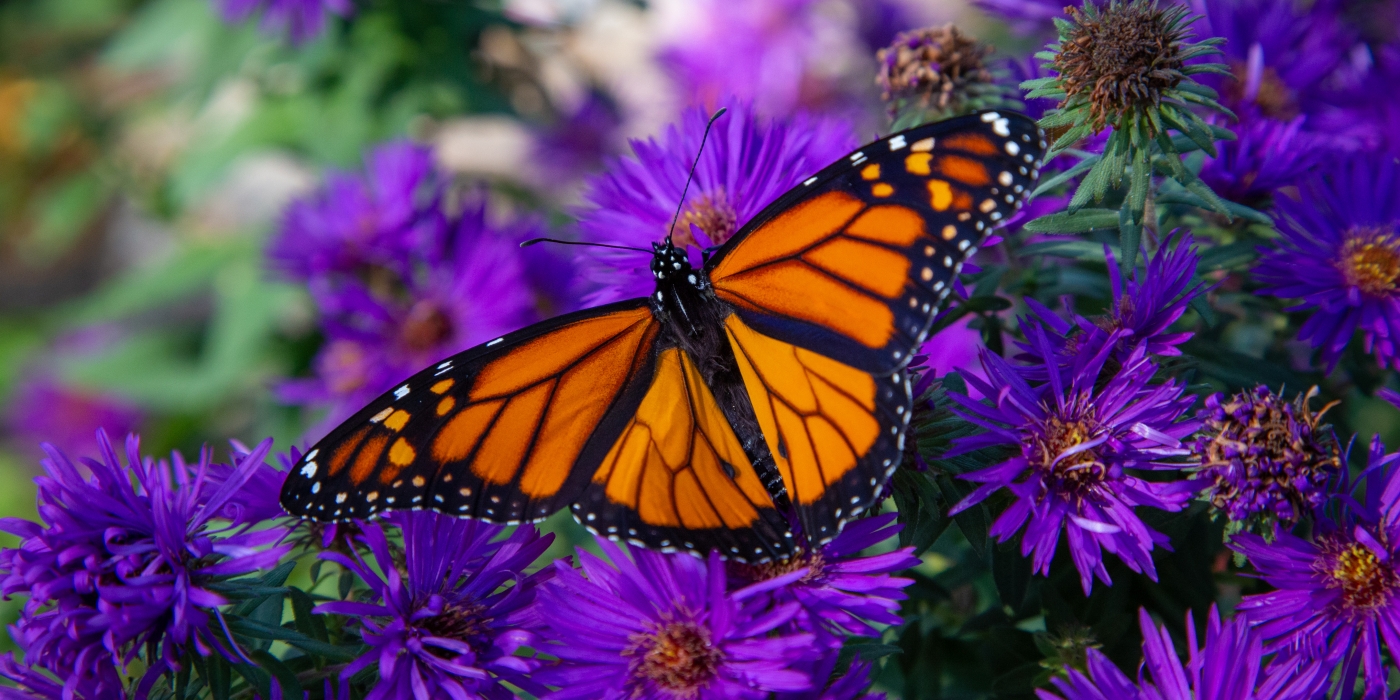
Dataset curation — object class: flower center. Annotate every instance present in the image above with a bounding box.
[399,299,454,352]
[1033,415,1106,490]
[730,550,825,586]
[1226,61,1296,120]
[628,621,722,696]
[422,600,493,657]
[671,191,739,250]
[1338,227,1400,297]
[1328,540,1398,612]
[1055,1,1186,132]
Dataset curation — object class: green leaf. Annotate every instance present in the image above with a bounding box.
[992,539,1035,612]
[251,650,303,697]
[891,469,950,557]
[959,296,1013,313]
[1119,201,1142,271]
[225,617,361,662]
[1016,239,1117,261]
[1021,209,1121,233]
[289,587,330,643]
[850,643,905,661]
[1031,155,1098,199]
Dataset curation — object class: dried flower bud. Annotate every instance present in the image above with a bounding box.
[876,25,1011,128]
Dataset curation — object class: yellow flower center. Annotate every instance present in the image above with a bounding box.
[1329,541,1397,612]
[628,620,722,697]
[1033,415,1108,492]
[1338,227,1400,297]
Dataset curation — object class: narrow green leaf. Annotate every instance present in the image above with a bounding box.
[251,650,304,697]
[1022,208,1121,233]
[289,587,329,643]
[1119,202,1142,270]
[1031,154,1098,199]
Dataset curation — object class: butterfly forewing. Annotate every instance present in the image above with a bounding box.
[706,110,1046,542]
[279,300,661,524]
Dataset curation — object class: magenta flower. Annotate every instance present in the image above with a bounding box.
[317,511,554,699]
[948,320,1199,594]
[215,0,352,44]
[1232,436,1400,696]
[535,539,816,699]
[1253,155,1400,370]
[574,99,855,304]
[0,432,291,692]
[1037,607,1327,700]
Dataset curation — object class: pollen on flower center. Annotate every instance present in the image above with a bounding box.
[422,600,492,657]
[1327,540,1399,612]
[400,299,454,352]
[1337,227,1400,297]
[1033,415,1107,488]
[674,191,739,248]
[731,550,825,586]
[1227,61,1296,120]
[628,620,722,695]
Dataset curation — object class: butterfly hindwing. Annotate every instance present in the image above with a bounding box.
[708,111,1047,375]
[571,346,796,563]
[724,315,909,545]
[279,300,661,524]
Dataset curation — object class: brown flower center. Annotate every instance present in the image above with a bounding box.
[1054,1,1186,132]
[1033,415,1107,490]
[399,299,454,352]
[628,621,722,696]
[730,551,825,586]
[673,191,739,249]
[1226,61,1296,120]
[422,600,493,657]
[1327,540,1398,612]
[1338,227,1400,297]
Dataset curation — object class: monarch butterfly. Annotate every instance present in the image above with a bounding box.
[280,110,1046,563]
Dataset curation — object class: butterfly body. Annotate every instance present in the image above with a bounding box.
[281,111,1047,563]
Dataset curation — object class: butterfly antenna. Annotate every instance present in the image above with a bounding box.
[666,107,728,246]
[519,237,651,253]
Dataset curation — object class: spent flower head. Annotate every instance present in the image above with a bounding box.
[1193,385,1343,533]
[1024,0,1235,243]
[875,25,1012,129]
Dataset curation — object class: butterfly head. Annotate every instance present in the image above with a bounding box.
[651,240,697,286]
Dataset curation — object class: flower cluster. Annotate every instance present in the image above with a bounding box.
[270,140,553,427]
[0,432,290,695]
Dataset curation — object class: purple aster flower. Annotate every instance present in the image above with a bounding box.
[534,538,816,698]
[1037,606,1327,700]
[778,657,885,700]
[1019,234,1207,368]
[1253,155,1400,370]
[532,91,624,182]
[1193,385,1343,531]
[974,0,1083,37]
[0,651,131,699]
[215,0,352,44]
[1192,0,1358,120]
[3,375,141,460]
[655,0,868,116]
[270,140,446,281]
[575,100,855,304]
[277,192,540,427]
[316,511,554,699]
[947,320,1200,594]
[1232,435,1400,696]
[728,513,917,642]
[1198,111,1331,205]
[0,431,291,691]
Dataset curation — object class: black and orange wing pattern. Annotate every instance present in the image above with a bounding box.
[571,346,795,562]
[706,110,1046,543]
[708,111,1046,374]
[280,300,661,524]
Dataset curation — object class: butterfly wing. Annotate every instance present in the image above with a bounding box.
[279,300,661,524]
[706,111,1046,543]
[707,111,1046,374]
[572,345,795,563]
